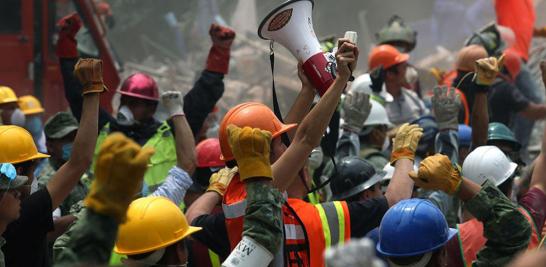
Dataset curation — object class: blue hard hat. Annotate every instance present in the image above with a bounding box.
[458,124,472,147]
[377,199,457,257]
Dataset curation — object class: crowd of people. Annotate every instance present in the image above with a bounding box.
[0,0,546,266]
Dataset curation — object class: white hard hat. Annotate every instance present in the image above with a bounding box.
[462,146,517,186]
[383,163,394,181]
[351,74,373,94]
[363,99,392,128]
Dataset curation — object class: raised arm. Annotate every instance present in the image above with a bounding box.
[56,13,112,129]
[385,123,422,206]
[529,62,546,194]
[183,24,234,137]
[47,59,104,210]
[272,40,359,191]
[471,56,504,148]
[162,91,196,175]
[283,63,316,139]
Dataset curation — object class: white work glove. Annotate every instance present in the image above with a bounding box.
[342,91,372,133]
[324,238,385,267]
[161,91,185,118]
[432,86,460,131]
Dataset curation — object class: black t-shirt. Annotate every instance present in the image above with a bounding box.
[191,196,389,257]
[3,188,54,267]
[488,79,530,125]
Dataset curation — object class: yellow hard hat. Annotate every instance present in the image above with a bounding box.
[18,95,44,115]
[0,86,18,105]
[0,125,50,164]
[114,196,202,255]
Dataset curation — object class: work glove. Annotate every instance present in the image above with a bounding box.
[432,86,460,131]
[342,91,372,133]
[207,166,238,197]
[161,91,185,118]
[409,153,463,195]
[227,125,273,181]
[369,66,385,93]
[56,13,82,58]
[474,55,504,86]
[84,133,154,223]
[390,123,423,165]
[206,24,236,74]
[73,58,107,95]
[325,238,384,267]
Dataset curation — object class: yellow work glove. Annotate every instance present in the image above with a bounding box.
[390,123,423,165]
[207,166,238,197]
[408,154,463,195]
[84,133,154,223]
[227,125,273,181]
[74,58,108,95]
[474,55,505,86]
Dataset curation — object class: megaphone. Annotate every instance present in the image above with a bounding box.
[258,0,334,96]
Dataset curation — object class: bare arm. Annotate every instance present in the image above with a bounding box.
[283,63,316,139]
[47,93,99,211]
[172,115,196,175]
[185,191,221,224]
[519,103,546,120]
[272,41,358,192]
[471,92,489,148]
[384,159,414,207]
[529,123,546,193]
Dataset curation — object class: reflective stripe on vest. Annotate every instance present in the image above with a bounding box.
[93,122,177,191]
[222,199,247,219]
[458,206,540,266]
[315,202,347,247]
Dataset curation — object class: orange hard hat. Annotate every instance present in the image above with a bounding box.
[368,44,410,71]
[218,102,297,161]
[196,138,224,168]
[455,45,488,72]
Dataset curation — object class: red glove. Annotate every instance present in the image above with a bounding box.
[56,13,82,58]
[206,24,236,74]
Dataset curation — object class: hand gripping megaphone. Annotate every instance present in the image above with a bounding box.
[258,0,334,96]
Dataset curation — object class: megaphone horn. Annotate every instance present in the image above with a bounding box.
[258,0,334,96]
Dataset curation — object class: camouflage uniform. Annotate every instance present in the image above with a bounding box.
[243,181,284,254]
[466,181,531,266]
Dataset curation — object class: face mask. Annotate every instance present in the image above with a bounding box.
[25,116,43,138]
[404,66,418,88]
[61,143,73,162]
[30,177,38,194]
[117,105,136,126]
[10,108,26,127]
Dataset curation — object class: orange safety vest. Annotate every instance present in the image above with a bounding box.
[223,176,351,267]
[457,207,540,266]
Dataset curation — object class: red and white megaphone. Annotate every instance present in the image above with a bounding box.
[258,0,334,96]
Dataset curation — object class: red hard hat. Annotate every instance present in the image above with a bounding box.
[118,73,159,101]
[502,49,521,81]
[368,44,410,70]
[196,138,225,168]
[219,102,297,161]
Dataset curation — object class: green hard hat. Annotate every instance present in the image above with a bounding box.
[487,122,521,151]
[376,15,417,52]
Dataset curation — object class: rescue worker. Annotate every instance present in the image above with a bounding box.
[447,144,546,266]
[38,112,87,216]
[378,153,532,266]
[0,58,103,266]
[0,86,24,127]
[52,91,196,265]
[18,95,46,154]
[458,124,472,163]
[56,13,233,192]
[337,97,392,171]
[54,133,154,266]
[0,163,28,267]
[410,115,438,162]
[368,44,429,125]
[330,156,386,201]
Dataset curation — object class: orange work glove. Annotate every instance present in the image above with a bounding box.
[390,123,423,165]
[409,154,463,195]
[74,58,108,95]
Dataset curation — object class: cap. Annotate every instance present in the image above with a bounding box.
[44,112,79,139]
